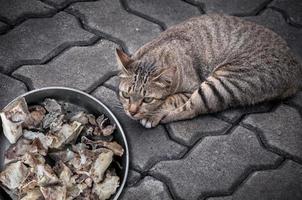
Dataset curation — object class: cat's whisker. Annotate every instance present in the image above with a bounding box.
[113,105,124,110]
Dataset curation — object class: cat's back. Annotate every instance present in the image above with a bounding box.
[134,13,289,62]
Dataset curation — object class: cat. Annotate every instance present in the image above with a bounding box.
[116,14,302,128]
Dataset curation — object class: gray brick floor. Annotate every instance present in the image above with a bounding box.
[0,0,301,199]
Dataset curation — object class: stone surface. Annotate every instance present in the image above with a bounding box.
[209,160,302,200]
[217,102,273,123]
[68,0,161,53]
[191,0,268,15]
[245,9,302,60]
[103,75,120,90]
[0,0,55,24]
[270,0,302,26]
[0,1,301,199]
[0,73,27,109]
[126,170,141,186]
[243,104,302,160]
[13,40,118,91]
[0,12,95,74]
[150,126,280,200]
[92,86,187,171]
[127,0,200,27]
[121,176,173,200]
[167,115,231,146]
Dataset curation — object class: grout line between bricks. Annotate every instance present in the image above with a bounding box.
[127,170,147,188]
[162,124,191,148]
[87,71,119,94]
[131,142,188,173]
[103,83,119,93]
[138,103,287,199]
[147,170,186,200]
[63,7,129,54]
[240,122,302,165]
[41,0,130,53]
[126,168,143,187]
[0,8,57,27]
[269,7,302,28]
[147,173,177,200]
[11,73,34,91]
[120,0,167,31]
[182,0,206,14]
[1,0,127,76]
[39,0,98,10]
[283,101,302,118]
[166,120,233,147]
[148,156,285,200]
[202,158,287,200]
[231,0,275,17]
[6,35,100,75]
[125,171,177,200]
[215,101,280,125]
[133,124,237,175]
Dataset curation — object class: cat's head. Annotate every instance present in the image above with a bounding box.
[116,48,175,120]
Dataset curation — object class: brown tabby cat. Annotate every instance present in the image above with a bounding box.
[116,14,302,128]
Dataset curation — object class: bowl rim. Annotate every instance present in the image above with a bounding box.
[1,86,129,200]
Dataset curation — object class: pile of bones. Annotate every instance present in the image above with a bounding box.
[0,98,124,200]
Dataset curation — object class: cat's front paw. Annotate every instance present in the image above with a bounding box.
[140,117,160,128]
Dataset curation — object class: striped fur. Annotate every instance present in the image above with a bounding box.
[116,14,302,128]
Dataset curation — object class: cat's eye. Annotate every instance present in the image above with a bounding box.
[143,97,154,103]
[121,91,130,99]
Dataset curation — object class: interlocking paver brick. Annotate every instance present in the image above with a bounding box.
[127,0,200,27]
[121,176,173,200]
[190,0,268,15]
[270,0,302,26]
[92,86,187,171]
[245,9,302,60]
[126,170,141,186]
[243,104,302,160]
[217,102,273,123]
[0,0,55,24]
[0,73,27,109]
[167,115,231,146]
[0,12,95,74]
[209,160,302,200]
[13,40,117,91]
[150,126,280,200]
[68,0,161,53]
[0,0,301,199]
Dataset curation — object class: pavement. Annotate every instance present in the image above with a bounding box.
[0,0,302,199]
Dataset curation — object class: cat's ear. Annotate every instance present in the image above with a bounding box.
[152,67,176,87]
[115,48,133,75]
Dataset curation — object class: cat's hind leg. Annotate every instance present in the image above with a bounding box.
[161,59,300,124]
[161,72,266,123]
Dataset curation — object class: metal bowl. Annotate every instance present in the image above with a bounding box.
[0,87,129,200]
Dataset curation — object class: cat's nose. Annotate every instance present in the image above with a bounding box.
[129,110,137,116]
[129,104,139,116]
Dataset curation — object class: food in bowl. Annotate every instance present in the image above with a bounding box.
[0,97,124,200]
